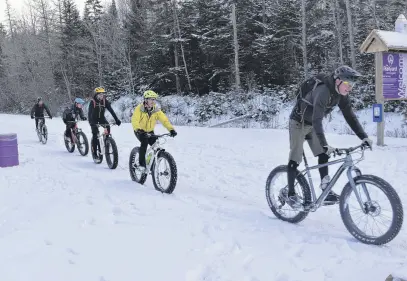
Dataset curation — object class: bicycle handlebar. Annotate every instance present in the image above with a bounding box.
[334,143,370,156]
[145,133,171,138]
[95,123,117,128]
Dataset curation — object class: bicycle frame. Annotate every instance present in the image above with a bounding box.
[299,144,370,211]
[66,120,82,144]
[35,117,50,141]
[35,116,49,130]
[144,134,170,172]
[95,123,116,155]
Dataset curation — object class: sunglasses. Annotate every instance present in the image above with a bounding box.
[342,80,356,87]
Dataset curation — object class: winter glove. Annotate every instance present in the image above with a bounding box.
[116,119,121,126]
[362,137,373,149]
[81,117,87,121]
[170,130,177,137]
[323,145,336,156]
[31,116,34,119]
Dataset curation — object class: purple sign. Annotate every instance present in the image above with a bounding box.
[382,52,407,99]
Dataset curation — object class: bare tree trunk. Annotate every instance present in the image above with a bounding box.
[28,2,37,35]
[172,1,181,94]
[37,0,53,63]
[173,44,181,94]
[345,0,356,68]
[301,0,308,78]
[5,0,15,41]
[173,0,192,92]
[372,0,379,28]
[231,3,240,89]
[34,0,60,100]
[126,46,134,94]
[97,24,103,85]
[332,0,344,64]
[61,64,72,101]
[85,23,104,86]
[58,0,64,33]
[262,0,266,35]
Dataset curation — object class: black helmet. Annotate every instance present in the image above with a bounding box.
[333,65,362,82]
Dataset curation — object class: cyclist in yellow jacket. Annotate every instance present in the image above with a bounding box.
[131,90,177,172]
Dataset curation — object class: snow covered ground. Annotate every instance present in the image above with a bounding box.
[0,114,406,281]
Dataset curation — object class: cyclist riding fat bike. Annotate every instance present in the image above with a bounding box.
[286,65,373,208]
[88,87,122,158]
[30,97,52,129]
[62,97,87,142]
[131,90,177,172]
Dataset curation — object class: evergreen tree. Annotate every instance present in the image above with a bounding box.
[58,0,88,96]
[122,0,151,91]
[83,0,103,24]
[145,0,179,94]
[254,0,301,85]
[108,0,118,19]
[306,0,338,74]
[0,24,7,79]
[178,0,233,94]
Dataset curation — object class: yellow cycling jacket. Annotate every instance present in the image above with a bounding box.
[131,103,174,132]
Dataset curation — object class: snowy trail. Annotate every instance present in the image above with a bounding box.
[0,114,406,281]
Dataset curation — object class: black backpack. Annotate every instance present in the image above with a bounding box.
[295,73,326,108]
[62,107,73,122]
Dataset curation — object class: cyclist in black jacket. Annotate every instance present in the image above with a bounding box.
[62,97,87,142]
[286,66,373,208]
[30,97,52,129]
[88,87,121,158]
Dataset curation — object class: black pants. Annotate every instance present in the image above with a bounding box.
[287,153,329,195]
[35,117,45,129]
[135,130,156,167]
[65,122,75,140]
[90,119,110,154]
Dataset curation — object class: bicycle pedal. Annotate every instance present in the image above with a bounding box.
[322,201,338,206]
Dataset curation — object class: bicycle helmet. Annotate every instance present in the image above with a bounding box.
[94,87,106,93]
[143,90,158,99]
[333,65,362,82]
[74,97,85,104]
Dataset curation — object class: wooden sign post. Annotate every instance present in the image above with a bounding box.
[360,21,407,146]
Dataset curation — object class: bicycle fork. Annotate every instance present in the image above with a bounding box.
[97,135,105,155]
[347,167,372,213]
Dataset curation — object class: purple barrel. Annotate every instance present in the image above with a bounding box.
[0,133,19,168]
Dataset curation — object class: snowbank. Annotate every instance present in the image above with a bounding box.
[110,93,407,138]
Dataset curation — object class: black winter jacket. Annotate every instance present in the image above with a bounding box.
[63,105,86,123]
[88,94,119,125]
[31,103,52,118]
[290,74,368,147]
